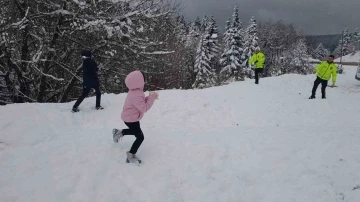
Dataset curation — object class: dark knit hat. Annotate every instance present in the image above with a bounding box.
[140,71,147,83]
[81,50,92,58]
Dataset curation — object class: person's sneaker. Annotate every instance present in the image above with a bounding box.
[126,151,141,163]
[72,107,80,112]
[309,96,315,99]
[112,128,124,143]
[96,106,104,110]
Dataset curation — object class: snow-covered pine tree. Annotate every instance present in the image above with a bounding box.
[237,21,246,77]
[184,18,203,88]
[313,43,329,60]
[223,18,232,47]
[193,35,215,88]
[243,16,260,78]
[194,17,202,31]
[200,15,209,32]
[288,39,312,75]
[207,16,220,61]
[186,21,200,47]
[232,6,241,28]
[354,28,360,43]
[342,28,351,55]
[333,28,352,58]
[219,6,243,82]
[247,16,260,54]
[192,15,220,88]
[350,28,360,52]
[176,16,188,45]
[333,41,342,58]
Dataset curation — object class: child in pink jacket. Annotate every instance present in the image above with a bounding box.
[112,70,158,163]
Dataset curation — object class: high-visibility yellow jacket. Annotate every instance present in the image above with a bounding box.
[249,52,265,68]
[315,61,337,84]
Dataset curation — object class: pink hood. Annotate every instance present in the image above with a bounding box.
[125,71,144,90]
[121,70,155,123]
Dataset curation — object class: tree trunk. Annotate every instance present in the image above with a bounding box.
[37,8,64,102]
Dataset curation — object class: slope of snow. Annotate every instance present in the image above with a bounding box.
[335,51,360,63]
[1,66,360,202]
[307,57,321,62]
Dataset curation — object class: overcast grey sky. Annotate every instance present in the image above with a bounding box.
[179,0,359,35]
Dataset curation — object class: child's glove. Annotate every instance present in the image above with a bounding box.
[149,91,159,100]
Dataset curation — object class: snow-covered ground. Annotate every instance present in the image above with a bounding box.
[335,51,360,63]
[1,66,360,202]
[307,57,321,63]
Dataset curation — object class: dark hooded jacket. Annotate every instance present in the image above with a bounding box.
[81,50,99,88]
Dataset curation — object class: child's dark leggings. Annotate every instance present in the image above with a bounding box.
[123,122,144,154]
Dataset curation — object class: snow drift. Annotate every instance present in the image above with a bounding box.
[335,51,360,63]
[1,66,360,202]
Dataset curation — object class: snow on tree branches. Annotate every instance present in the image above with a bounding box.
[192,16,219,88]
[312,43,329,60]
[288,39,312,75]
[219,6,245,82]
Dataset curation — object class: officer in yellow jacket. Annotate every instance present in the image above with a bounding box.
[309,55,337,99]
[249,48,265,84]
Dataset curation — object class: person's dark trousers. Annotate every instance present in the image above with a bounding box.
[311,77,328,98]
[254,68,263,84]
[123,122,144,154]
[73,86,101,108]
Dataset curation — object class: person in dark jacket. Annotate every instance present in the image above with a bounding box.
[72,50,103,112]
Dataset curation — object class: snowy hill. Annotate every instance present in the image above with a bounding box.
[335,51,360,63]
[1,66,360,202]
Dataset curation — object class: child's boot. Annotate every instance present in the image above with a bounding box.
[112,129,124,143]
[126,151,142,163]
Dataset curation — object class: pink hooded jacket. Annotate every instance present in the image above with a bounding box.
[121,71,155,123]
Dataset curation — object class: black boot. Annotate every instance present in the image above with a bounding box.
[96,106,104,110]
[72,107,80,113]
[309,96,315,99]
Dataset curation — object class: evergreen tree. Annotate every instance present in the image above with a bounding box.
[192,15,219,88]
[354,28,360,43]
[242,16,260,79]
[207,16,220,61]
[312,43,329,60]
[207,16,220,84]
[238,22,246,75]
[247,16,260,53]
[349,28,360,52]
[175,16,188,44]
[194,17,202,31]
[223,18,231,48]
[219,6,244,81]
[288,39,312,75]
[333,29,351,57]
[342,28,351,55]
[193,35,215,88]
[232,6,240,28]
[333,41,342,57]
[186,21,201,47]
[243,16,260,74]
[200,15,209,32]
